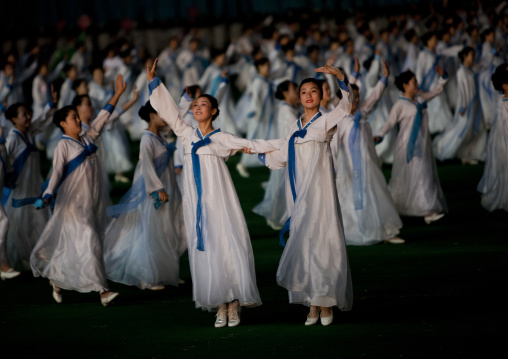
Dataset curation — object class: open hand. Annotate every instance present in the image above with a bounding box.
[51,84,58,104]
[115,74,127,95]
[314,64,345,81]
[382,61,390,78]
[354,56,360,73]
[147,58,158,82]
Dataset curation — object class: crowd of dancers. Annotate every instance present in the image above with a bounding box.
[0,1,507,328]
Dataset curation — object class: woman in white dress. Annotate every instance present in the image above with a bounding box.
[148,59,278,328]
[253,80,299,230]
[433,47,487,164]
[478,63,508,211]
[258,65,354,326]
[103,100,186,290]
[335,61,404,245]
[30,75,127,306]
[374,67,448,224]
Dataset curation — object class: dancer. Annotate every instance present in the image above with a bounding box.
[258,65,354,326]
[148,59,277,327]
[103,100,186,290]
[433,47,487,164]
[334,61,404,245]
[374,67,448,224]
[478,63,508,211]
[30,74,127,306]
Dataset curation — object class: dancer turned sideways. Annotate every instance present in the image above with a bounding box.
[30,74,127,306]
[374,67,448,224]
[258,65,354,326]
[147,59,278,328]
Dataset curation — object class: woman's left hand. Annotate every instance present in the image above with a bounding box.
[314,64,345,81]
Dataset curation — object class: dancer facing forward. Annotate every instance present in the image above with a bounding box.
[148,59,278,328]
[258,64,354,326]
[30,74,127,306]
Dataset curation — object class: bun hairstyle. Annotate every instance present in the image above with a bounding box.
[458,46,474,63]
[298,78,323,99]
[491,63,508,92]
[53,105,77,132]
[138,101,157,122]
[71,94,91,107]
[395,71,416,92]
[5,103,28,122]
[275,80,295,100]
[196,94,220,121]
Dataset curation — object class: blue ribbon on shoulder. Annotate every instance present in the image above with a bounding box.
[107,135,176,217]
[419,53,442,92]
[12,140,99,208]
[400,97,427,163]
[191,128,221,251]
[279,112,322,246]
[348,112,363,210]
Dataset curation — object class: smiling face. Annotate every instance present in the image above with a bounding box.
[60,109,82,136]
[299,81,322,110]
[192,96,217,123]
[11,105,32,132]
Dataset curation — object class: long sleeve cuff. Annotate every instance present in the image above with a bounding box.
[337,78,350,92]
[380,76,388,86]
[103,104,115,114]
[149,77,162,96]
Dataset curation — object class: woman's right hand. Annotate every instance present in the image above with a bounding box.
[147,58,158,82]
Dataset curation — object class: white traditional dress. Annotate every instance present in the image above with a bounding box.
[30,105,115,292]
[335,76,402,245]
[377,75,448,216]
[259,79,354,310]
[478,96,508,211]
[0,127,9,268]
[149,77,277,311]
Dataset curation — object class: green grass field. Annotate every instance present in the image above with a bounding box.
[0,153,506,359]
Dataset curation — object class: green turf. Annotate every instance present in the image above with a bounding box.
[1,153,506,359]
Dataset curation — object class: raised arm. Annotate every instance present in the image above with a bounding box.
[359,61,389,116]
[30,84,58,135]
[377,103,402,138]
[418,66,448,102]
[314,64,354,130]
[147,59,194,139]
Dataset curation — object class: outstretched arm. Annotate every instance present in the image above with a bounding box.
[30,84,58,135]
[418,65,448,102]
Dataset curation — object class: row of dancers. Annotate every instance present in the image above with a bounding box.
[0,56,506,328]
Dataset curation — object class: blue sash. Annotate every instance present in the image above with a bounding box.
[400,97,427,163]
[348,113,363,210]
[279,112,322,246]
[12,138,99,208]
[107,133,176,217]
[191,128,221,251]
[418,53,442,92]
[2,130,38,206]
[460,72,482,136]
[209,73,222,97]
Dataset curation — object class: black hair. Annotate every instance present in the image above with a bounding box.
[395,71,416,92]
[254,57,269,71]
[210,48,226,60]
[63,64,76,74]
[195,94,220,121]
[281,41,295,54]
[53,105,77,132]
[363,56,374,71]
[481,28,494,42]
[275,80,295,100]
[71,94,91,107]
[351,83,359,92]
[404,29,417,42]
[421,31,437,47]
[72,78,87,91]
[307,44,320,56]
[458,46,474,63]
[182,85,202,99]
[298,78,323,100]
[138,101,157,122]
[491,63,508,92]
[5,103,29,122]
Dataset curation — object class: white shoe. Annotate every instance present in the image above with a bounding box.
[114,174,130,183]
[228,303,241,327]
[236,163,250,178]
[215,307,228,328]
[266,219,283,231]
[1,268,20,280]
[101,292,119,307]
[384,237,406,244]
[148,286,165,291]
[320,309,334,326]
[424,213,445,224]
[51,283,62,304]
[305,307,319,326]
[178,278,185,284]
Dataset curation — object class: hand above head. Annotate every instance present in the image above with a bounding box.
[314,64,345,81]
[354,56,360,74]
[115,74,127,95]
[51,84,58,104]
[147,58,158,82]
[382,61,390,78]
